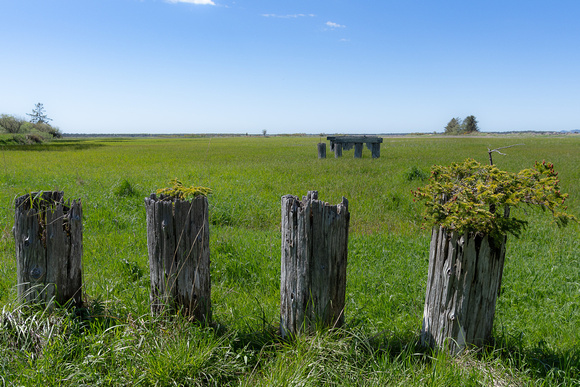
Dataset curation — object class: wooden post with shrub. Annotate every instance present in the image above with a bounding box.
[280,191,350,338]
[14,191,83,307]
[144,179,211,323]
[414,159,576,354]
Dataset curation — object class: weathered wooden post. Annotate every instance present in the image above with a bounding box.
[145,193,211,323]
[370,142,381,158]
[354,143,363,158]
[14,191,83,307]
[280,191,349,338]
[334,143,342,158]
[421,226,507,354]
[317,143,326,159]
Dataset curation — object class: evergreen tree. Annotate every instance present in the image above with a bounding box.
[463,115,479,133]
[444,117,462,134]
[27,102,52,124]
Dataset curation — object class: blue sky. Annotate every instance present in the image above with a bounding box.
[1,0,579,134]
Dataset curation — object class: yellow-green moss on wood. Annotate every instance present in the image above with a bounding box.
[156,179,212,201]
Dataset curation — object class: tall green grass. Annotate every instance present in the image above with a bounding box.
[1,134,579,385]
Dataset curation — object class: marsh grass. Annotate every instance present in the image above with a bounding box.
[112,178,139,198]
[0,134,579,385]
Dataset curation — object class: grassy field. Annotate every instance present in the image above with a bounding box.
[1,134,579,386]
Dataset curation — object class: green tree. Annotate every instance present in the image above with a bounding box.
[27,102,52,124]
[0,114,24,133]
[444,117,462,134]
[462,115,479,133]
[1,109,61,141]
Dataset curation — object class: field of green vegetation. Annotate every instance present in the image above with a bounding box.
[1,135,579,386]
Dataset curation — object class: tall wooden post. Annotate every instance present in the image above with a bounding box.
[145,194,211,323]
[354,143,363,158]
[421,226,507,354]
[334,143,342,158]
[317,143,326,159]
[371,143,381,158]
[280,191,349,338]
[14,191,83,307]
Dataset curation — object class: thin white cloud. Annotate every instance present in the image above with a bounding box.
[262,13,315,18]
[326,21,345,28]
[166,0,216,5]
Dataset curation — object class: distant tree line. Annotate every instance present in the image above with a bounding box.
[0,103,61,144]
[444,115,479,135]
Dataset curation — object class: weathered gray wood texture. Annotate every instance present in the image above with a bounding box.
[421,226,507,354]
[280,191,349,338]
[317,142,326,159]
[354,143,363,158]
[145,194,211,323]
[327,136,383,158]
[327,136,383,144]
[334,143,342,158]
[370,142,380,158]
[14,191,83,306]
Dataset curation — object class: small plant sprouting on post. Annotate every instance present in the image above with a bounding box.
[156,178,212,201]
[412,158,577,240]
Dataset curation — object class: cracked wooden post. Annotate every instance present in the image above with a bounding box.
[145,194,211,323]
[280,191,349,338]
[421,226,507,354]
[14,191,83,307]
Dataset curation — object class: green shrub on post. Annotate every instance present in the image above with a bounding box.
[414,158,576,354]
